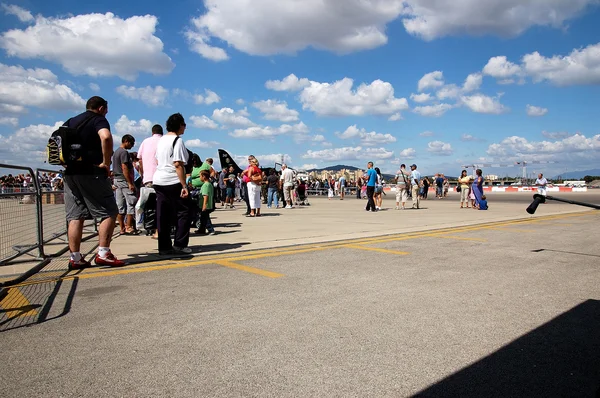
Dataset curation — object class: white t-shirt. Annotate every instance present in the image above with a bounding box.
[281,168,295,187]
[153,134,189,186]
[536,177,547,187]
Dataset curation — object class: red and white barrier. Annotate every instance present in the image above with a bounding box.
[384,186,588,193]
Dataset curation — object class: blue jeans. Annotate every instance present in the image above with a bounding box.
[267,187,279,207]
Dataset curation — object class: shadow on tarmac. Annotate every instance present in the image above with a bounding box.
[122,242,251,265]
[415,299,600,397]
[0,276,79,332]
[531,248,600,259]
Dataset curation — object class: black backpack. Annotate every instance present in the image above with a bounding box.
[47,114,96,166]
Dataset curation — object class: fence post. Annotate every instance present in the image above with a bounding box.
[33,169,45,258]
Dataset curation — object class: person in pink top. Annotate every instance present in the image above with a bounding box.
[240,155,253,215]
[135,124,163,232]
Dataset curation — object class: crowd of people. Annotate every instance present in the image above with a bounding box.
[42,96,324,270]
[3,95,532,271]
[0,172,64,194]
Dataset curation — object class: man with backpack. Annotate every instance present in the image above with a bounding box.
[61,96,125,269]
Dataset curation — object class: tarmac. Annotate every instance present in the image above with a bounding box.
[109,191,600,263]
[1,192,599,397]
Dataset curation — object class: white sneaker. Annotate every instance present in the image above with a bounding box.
[376,206,381,210]
[285,205,292,209]
[395,206,399,210]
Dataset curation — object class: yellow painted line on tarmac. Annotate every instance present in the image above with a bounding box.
[0,287,38,318]
[487,227,537,233]
[214,260,284,278]
[436,236,487,242]
[344,245,410,255]
[5,212,592,287]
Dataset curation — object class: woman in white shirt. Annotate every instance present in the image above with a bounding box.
[152,113,192,255]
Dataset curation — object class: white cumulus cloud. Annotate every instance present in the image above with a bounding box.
[463,73,483,92]
[335,125,397,146]
[388,113,402,121]
[483,56,523,80]
[413,103,453,117]
[185,139,219,149]
[0,10,174,80]
[487,134,600,166]
[526,104,548,117]
[0,122,62,162]
[300,77,408,117]
[522,42,600,86]
[186,0,404,60]
[0,63,85,113]
[401,0,597,41]
[461,134,483,142]
[2,3,33,22]
[114,115,153,139]
[418,71,444,92]
[253,99,299,122]
[410,93,433,103]
[427,140,454,156]
[233,153,293,168]
[212,108,255,127]
[189,115,219,130]
[302,146,394,161]
[230,122,309,139]
[436,84,461,100]
[399,148,416,159]
[116,85,169,107]
[0,116,18,126]
[265,74,311,92]
[194,89,221,105]
[460,94,508,114]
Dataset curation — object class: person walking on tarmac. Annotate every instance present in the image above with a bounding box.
[364,162,377,212]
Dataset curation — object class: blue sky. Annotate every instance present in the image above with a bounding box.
[0,0,599,178]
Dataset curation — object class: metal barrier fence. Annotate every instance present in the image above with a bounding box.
[306,187,358,196]
[0,164,98,290]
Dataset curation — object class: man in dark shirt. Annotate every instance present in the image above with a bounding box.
[435,174,444,199]
[266,169,280,208]
[63,96,125,269]
[112,134,137,234]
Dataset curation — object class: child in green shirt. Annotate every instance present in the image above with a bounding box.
[196,170,215,235]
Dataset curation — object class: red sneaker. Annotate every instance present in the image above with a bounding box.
[68,258,91,271]
[94,252,126,267]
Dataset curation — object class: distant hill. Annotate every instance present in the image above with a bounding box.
[553,169,600,179]
[305,164,361,172]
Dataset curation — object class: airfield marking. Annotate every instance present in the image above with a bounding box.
[3,212,591,287]
[435,235,488,242]
[343,245,410,255]
[214,260,284,278]
[0,287,38,319]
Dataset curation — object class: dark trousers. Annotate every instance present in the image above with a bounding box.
[154,183,191,251]
[356,186,361,199]
[366,186,376,211]
[198,210,212,234]
[242,182,251,213]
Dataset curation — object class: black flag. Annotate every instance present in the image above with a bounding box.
[218,149,243,174]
